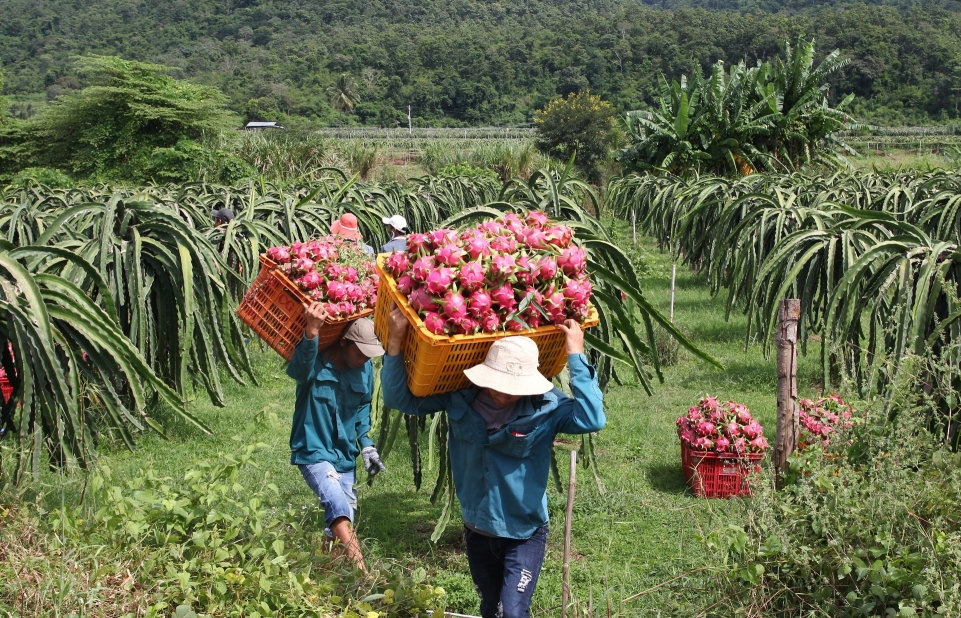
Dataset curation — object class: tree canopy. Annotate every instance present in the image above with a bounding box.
[1,0,960,125]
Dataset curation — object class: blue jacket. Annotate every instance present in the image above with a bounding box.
[381,353,605,539]
[287,335,374,472]
[381,237,407,254]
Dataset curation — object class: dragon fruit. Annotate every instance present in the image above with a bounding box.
[677,396,770,456]
[468,290,493,318]
[459,261,486,292]
[425,267,455,295]
[385,210,593,335]
[441,291,468,322]
[557,247,586,277]
[423,312,447,335]
[411,256,436,283]
[300,271,322,290]
[267,246,291,264]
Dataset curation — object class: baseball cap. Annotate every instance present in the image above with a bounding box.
[343,318,385,358]
[382,214,407,232]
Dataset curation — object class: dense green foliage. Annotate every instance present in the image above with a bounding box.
[609,169,961,446]
[0,57,234,182]
[616,41,856,176]
[2,0,961,125]
[534,90,619,180]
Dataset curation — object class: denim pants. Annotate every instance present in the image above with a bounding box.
[464,525,549,618]
[299,461,357,528]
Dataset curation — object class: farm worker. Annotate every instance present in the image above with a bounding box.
[211,207,235,226]
[331,212,375,255]
[287,303,387,571]
[380,214,408,253]
[382,305,605,618]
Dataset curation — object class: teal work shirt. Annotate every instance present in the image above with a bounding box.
[287,335,374,473]
[382,353,605,539]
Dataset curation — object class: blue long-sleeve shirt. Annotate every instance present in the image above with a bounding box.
[382,353,605,539]
[287,335,374,472]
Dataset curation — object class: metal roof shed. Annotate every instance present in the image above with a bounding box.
[244,121,286,130]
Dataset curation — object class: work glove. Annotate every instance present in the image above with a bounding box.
[362,446,387,476]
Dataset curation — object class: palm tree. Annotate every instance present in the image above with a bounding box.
[327,74,360,126]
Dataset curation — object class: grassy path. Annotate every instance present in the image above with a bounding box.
[80,240,825,616]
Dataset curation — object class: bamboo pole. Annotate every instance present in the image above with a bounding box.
[774,299,800,488]
[670,262,677,323]
[561,449,577,618]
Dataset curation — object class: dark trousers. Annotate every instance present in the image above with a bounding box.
[464,525,549,618]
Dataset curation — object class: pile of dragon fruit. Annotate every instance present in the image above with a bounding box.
[382,210,591,335]
[677,396,770,455]
[798,394,854,449]
[265,236,378,318]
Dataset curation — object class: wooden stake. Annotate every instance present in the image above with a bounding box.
[774,299,800,488]
[561,449,577,618]
[632,210,637,246]
[670,262,677,323]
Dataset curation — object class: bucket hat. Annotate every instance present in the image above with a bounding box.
[330,213,362,240]
[382,214,408,232]
[463,336,553,396]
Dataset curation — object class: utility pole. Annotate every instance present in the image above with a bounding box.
[774,299,800,488]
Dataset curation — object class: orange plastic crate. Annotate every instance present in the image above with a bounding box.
[237,256,373,361]
[373,254,598,397]
[680,442,764,498]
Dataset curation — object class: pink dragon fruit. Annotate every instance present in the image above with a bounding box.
[324,263,343,281]
[557,247,587,277]
[505,316,529,332]
[407,233,430,255]
[735,405,752,424]
[385,252,409,276]
[696,422,716,436]
[715,436,731,452]
[687,405,704,420]
[342,266,358,283]
[468,290,493,317]
[490,283,517,311]
[454,316,480,335]
[723,421,740,437]
[563,278,592,308]
[526,211,550,227]
[344,283,364,302]
[489,254,516,279]
[459,261,486,292]
[478,311,501,333]
[396,274,414,295]
[543,291,566,323]
[435,244,466,267]
[429,229,458,247]
[425,267,455,295]
[423,312,447,335]
[517,227,548,250]
[464,236,491,260]
[490,235,517,254]
[700,396,720,413]
[732,437,748,454]
[749,436,769,452]
[292,257,315,274]
[537,256,558,280]
[410,256,436,283]
[477,220,506,235]
[409,288,439,313]
[326,280,347,302]
[267,246,291,264]
[299,271,322,290]
[544,225,573,248]
[501,212,524,234]
[441,291,468,321]
[693,436,714,451]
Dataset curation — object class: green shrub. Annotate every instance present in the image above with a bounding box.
[16,444,449,617]
[704,388,961,616]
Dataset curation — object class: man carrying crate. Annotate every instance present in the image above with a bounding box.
[287,302,387,571]
[381,306,605,618]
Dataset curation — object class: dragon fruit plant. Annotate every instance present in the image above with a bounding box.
[676,396,770,455]
[797,394,854,450]
[265,236,378,318]
[383,210,592,335]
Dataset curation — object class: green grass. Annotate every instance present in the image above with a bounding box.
[18,236,829,617]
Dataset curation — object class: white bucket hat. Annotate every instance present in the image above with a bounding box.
[382,214,407,232]
[463,336,553,396]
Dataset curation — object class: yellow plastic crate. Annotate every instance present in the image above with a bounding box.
[373,254,598,397]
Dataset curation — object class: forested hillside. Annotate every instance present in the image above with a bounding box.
[2,0,960,125]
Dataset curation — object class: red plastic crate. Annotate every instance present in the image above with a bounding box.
[0,376,12,404]
[237,256,373,361]
[681,442,764,498]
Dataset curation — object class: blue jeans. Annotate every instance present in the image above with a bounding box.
[299,461,357,528]
[464,525,549,618]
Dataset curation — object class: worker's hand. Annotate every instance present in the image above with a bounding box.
[556,319,585,355]
[362,446,387,476]
[386,304,409,356]
[304,302,328,339]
